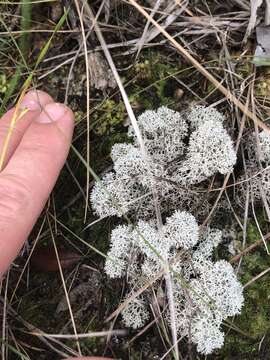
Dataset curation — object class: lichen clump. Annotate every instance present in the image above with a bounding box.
[237,128,270,207]
[91,106,236,220]
[91,106,244,355]
[104,213,244,355]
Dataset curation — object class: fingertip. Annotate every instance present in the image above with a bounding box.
[36,102,73,124]
[19,89,54,111]
[35,102,75,138]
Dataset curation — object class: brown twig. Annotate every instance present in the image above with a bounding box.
[244,266,270,288]
[230,232,270,263]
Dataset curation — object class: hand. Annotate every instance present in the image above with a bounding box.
[0,90,74,276]
[0,90,113,360]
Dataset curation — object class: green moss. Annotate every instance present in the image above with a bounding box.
[74,110,84,123]
[134,59,152,80]
[235,56,253,79]
[246,222,262,244]
[220,269,270,359]
[93,99,126,136]
[129,52,183,109]
[218,217,270,359]
[254,68,270,97]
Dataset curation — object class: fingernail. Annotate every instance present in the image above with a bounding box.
[36,102,68,123]
[19,90,54,111]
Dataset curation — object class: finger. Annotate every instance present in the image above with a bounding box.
[0,102,74,276]
[0,90,53,168]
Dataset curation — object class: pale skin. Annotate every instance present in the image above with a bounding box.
[0,90,112,360]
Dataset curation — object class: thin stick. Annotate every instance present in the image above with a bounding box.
[82,3,146,156]
[74,0,91,222]
[230,233,270,263]
[10,217,46,304]
[0,296,78,358]
[0,102,28,171]
[164,272,179,360]
[105,251,184,322]
[47,216,82,356]
[106,269,165,323]
[135,0,162,58]
[244,266,270,288]
[31,329,127,339]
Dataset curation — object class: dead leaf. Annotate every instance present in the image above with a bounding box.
[31,246,82,272]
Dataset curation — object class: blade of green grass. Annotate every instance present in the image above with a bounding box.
[0,6,69,116]
[0,340,30,360]
[0,0,31,115]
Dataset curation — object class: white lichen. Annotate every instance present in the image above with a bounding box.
[190,316,224,355]
[91,105,237,219]
[164,210,199,250]
[259,130,270,163]
[121,297,150,329]
[104,224,133,278]
[237,130,270,208]
[187,104,225,129]
[174,120,236,185]
[104,212,244,355]
[90,105,243,355]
